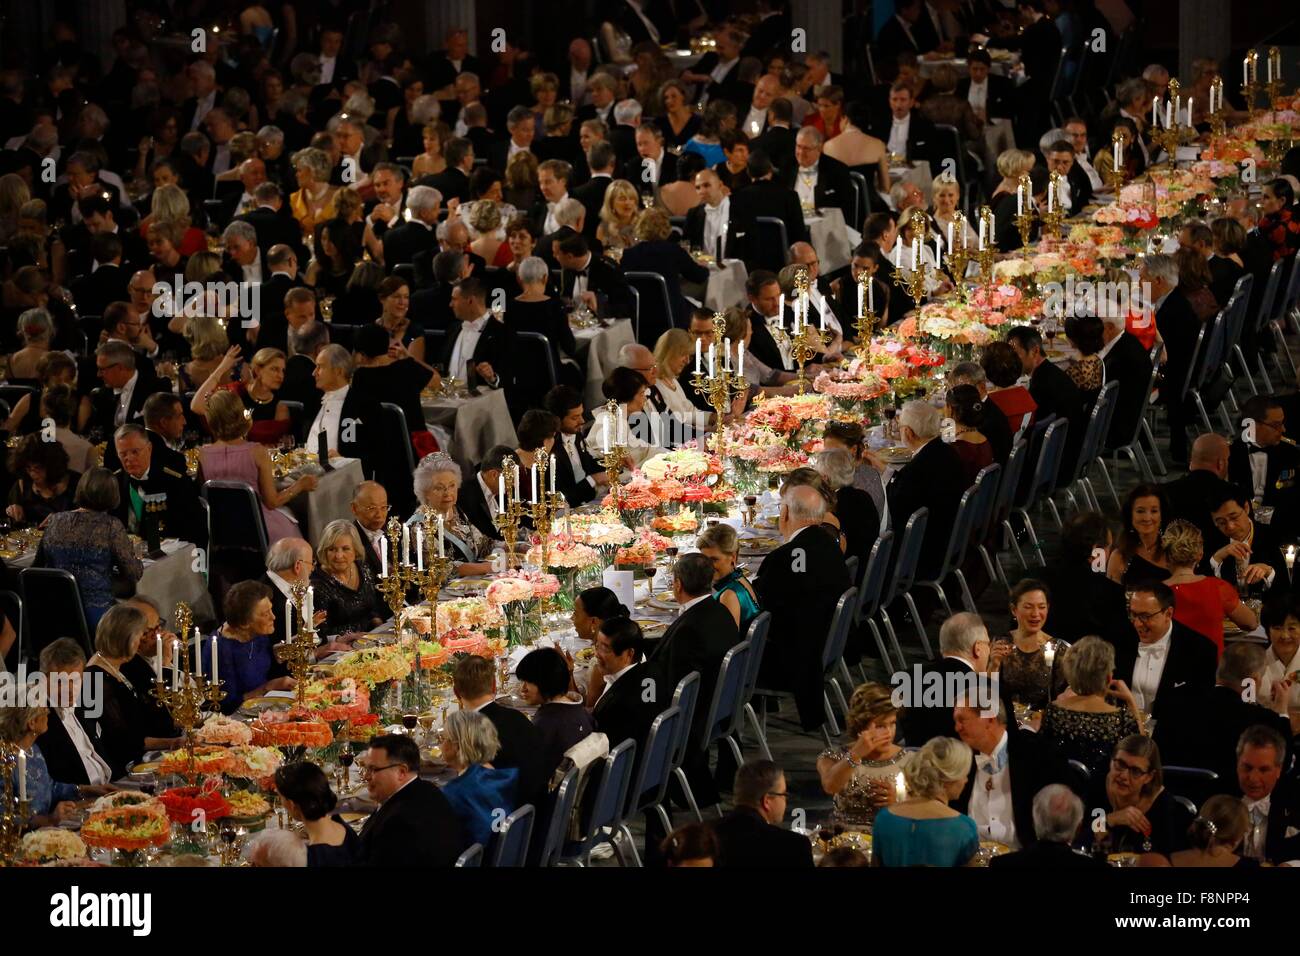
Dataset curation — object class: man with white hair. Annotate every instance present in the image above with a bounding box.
[609,98,643,167]
[989,784,1105,867]
[789,126,854,222]
[882,399,967,576]
[451,72,482,137]
[245,828,308,867]
[183,60,218,131]
[753,482,852,731]
[329,112,384,186]
[490,106,536,172]
[1141,253,1198,464]
[306,344,380,472]
[900,612,991,745]
[618,342,669,418]
[577,73,619,128]
[222,220,263,285]
[381,184,441,271]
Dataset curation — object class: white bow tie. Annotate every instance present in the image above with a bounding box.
[799,166,817,175]
[1136,642,1167,659]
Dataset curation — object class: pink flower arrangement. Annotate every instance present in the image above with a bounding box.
[485,571,559,605]
[526,535,601,569]
[813,369,889,400]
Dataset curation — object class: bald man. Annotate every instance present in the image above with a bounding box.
[1161,433,1232,547]
[350,480,389,579]
[753,482,852,731]
[787,126,854,222]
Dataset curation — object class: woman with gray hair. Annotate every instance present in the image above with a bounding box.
[409,453,497,576]
[438,709,519,848]
[10,307,53,379]
[815,447,879,574]
[310,518,384,639]
[2,696,112,828]
[506,255,579,390]
[289,147,339,237]
[1038,635,1142,781]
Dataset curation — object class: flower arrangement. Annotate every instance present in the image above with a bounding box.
[158,781,231,825]
[485,571,560,605]
[342,712,382,742]
[571,519,636,547]
[906,303,1002,345]
[441,630,491,657]
[614,541,657,566]
[967,283,1043,323]
[651,511,699,533]
[434,597,504,634]
[250,710,334,748]
[21,828,88,864]
[813,368,889,402]
[195,713,253,747]
[601,475,661,511]
[332,645,413,686]
[640,449,722,483]
[746,394,830,434]
[225,790,271,819]
[81,803,170,851]
[1067,224,1127,247]
[756,449,810,473]
[525,534,601,570]
[223,745,284,781]
[304,676,371,722]
[158,745,234,776]
[90,791,165,814]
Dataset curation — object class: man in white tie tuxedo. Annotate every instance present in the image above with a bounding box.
[1236,725,1300,863]
[686,168,734,259]
[229,158,267,219]
[1065,118,1105,191]
[494,106,536,171]
[954,701,1023,849]
[223,220,263,286]
[535,159,573,236]
[1118,582,1217,719]
[350,480,389,580]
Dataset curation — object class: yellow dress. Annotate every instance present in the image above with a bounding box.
[290,187,340,237]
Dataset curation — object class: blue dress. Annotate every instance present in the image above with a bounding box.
[37,510,143,633]
[871,807,979,867]
[713,569,760,633]
[683,139,726,168]
[440,764,519,848]
[11,744,78,823]
[205,629,276,714]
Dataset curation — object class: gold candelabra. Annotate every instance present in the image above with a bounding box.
[852,271,880,349]
[597,400,630,509]
[1153,80,1183,169]
[1242,50,1261,119]
[153,602,225,780]
[0,742,31,865]
[414,508,456,639]
[1040,171,1066,238]
[689,311,747,449]
[891,209,935,308]
[786,268,825,394]
[1209,76,1227,139]
[495,456,527,568]
[1106,128,1128,194]
[973,205,997,293]
[274,582,317,709]
[520,452,564,576]
[1013,173,1036,249]
[375,516,419,637]
[944,212,972,293]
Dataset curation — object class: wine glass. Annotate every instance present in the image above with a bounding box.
[417,712,436,745]
[743,494,758,526]
[337,745,354,792]
[401,712,418,734]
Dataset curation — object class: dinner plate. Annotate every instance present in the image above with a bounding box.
[444,576,493,593]
[879,446,913,464]
[339,812,369,824]
[634,618,668,636]
[239,697,290,714]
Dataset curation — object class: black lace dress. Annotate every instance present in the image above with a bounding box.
[997,643,1067,712]
[311,562,385,638]
[1040,704,1140,781]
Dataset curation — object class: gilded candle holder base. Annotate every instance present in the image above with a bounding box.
[1013,212,1035,251]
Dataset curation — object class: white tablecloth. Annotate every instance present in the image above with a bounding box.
[574,319,636,410]
[683,258,749,313]
[422,389,518,475]
[285,459,364,547]
[807,207,854,274]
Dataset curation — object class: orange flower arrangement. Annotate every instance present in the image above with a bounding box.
[250,710,334,748]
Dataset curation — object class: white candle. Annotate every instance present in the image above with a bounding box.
[153,644,162,683]
[723,337,732,370]
[947,220,954,252]
[978,217,986,249]
[694,336,702,372]
[498,473,505,512]
[617,405,627,444]
[285,599,292,642]
[1113,137,1121,171]
[210,636,219,687]
[1164,100,1171,128]
[934,235,942,265]
[193,627,201,678]
[1268,57,1274,83]
[172,640,181,690]
[708,342,716,376]
[550,455,557,494]
[531,464,539,503]
[401,525,410,566]
[513,467,520,501]
[818,297,827,331]
[17,749,26,802]
[989,211,995,235]
[1152,96,1159,127]
[894,770,905,803]
[1287,546,1295,570]
[1244,57,1249,87]
[893,237,902,267]
[911,237,920,272]
[438,515,445,557]
[867,278,874,313]
[777,294,785,323]
[737,341,744,377]
[380,542,388,578]
[1047,180,1054,212]
[1043,641,1056,668]
[603,415,610,453]
[1186,97,1193,127]
[416,525,424,571]
[1017,182,1024,215]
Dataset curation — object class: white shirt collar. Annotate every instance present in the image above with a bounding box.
[678,593,711,615]
[605,661,635,686]
[1138,626,1172,655]
[1098,330,1124,361]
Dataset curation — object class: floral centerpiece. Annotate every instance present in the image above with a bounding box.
[601,475,660,528]
[899,302,1003,360]
[158,781,231,826]
[727,424,809,492]
[746,394,830,439]
[333,645,413,687]
[525,533,601,610]
[225,790,271,820]
[813,364,889,415]
[250,709,334,749]
[303,676,371,722]
[194,713,253,747]
[651,510,699,533]
[857,338,946,381]
[485,570,558,646]
[158,745,234,777]
[21,828,88,865]
[81,798,170,853]
[223,745,284,784]
[429,597,504,635]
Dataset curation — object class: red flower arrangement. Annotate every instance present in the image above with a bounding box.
[250,710,334,748]
[158,782,231,825]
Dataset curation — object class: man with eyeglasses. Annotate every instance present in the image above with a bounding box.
[90,339,169,441]
[1113,582,1216,721]
[261,538,327,660]
[350,481,389,580]
[110,423,207,551]
[357,733,467,867]
[711,759,813,868]
[103,297,160,359]
[1205,484,1291,602]
[1227,394,1300,539]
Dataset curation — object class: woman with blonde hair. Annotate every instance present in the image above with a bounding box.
[179,314,232,391]
[596,179,640,253]
[9,307,53,380]
[309,518,383,639]
[816,683,913,829]
[529,72,560,131]
[197,389,315,543]
[621,209,709,330]
[503,150,540,210]
[928,175,977,250]
[990,148,1039,251]
[696,522,760,631]
[652,328,714,434]
[1162,518,1256,655]
[288,147,339,237]
[871,737,978,866]
[411,121,450,178]
[191,345,293,446]
[140,182,206,255]
[467,200,506,267]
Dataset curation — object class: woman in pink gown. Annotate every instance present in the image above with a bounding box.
[197,392,318,544]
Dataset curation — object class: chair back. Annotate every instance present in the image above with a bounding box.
[623,271,674,345]
[856,532,894,623]
[668,671,702,770]
[582,739,637,838]
[627,705,683,814]
[702,640,751,749]
[734,612,771,738]
[844,554,859,586]
[0,590,22,673]
[1113,358,1162,449]
[512,330,560,407]
[377,403,418,514]
[928,482,980,583]
[487,803,536,867]
[990,443,1026,529]
[0,384,35,419]
[881,508,928,603]
[1071,381,1118,483]
[1194,310,1230,391]
[1022,418,1069,508]
[821,587,859,673]
[1162,765,1220,808]
[1223,274,1254,351]
[1177,323,1209,401]
[751,217,791,273]
[1278,248,1300,317]
[424,328,447,362]
[454,843,483,867]
[1254,258,1285,335]
[536,765,581,867]
[201,480,270,557]
[967,463,1002,545]
[19,569,91,659]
